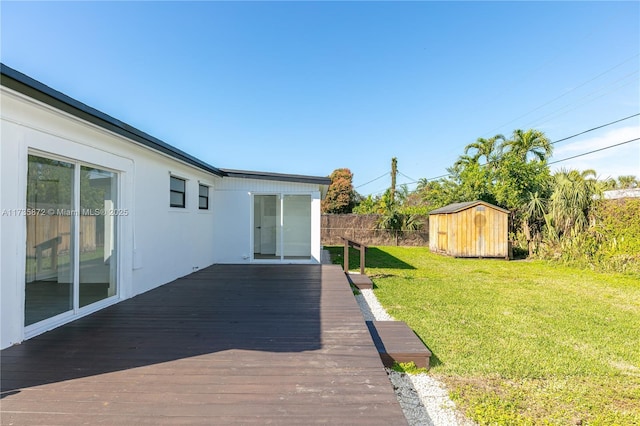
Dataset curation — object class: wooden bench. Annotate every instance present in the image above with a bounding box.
[340,237,373,289]
[366,320,432,369]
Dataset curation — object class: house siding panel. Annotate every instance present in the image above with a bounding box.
[213,177,322,264]
[1,87,218,348]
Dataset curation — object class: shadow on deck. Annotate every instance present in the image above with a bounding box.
[1,264,406,424]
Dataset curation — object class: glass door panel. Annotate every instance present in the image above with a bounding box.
[283,195,311,260]
[253,195,278,259]
[25,155,75,326]
[79,166,117,308]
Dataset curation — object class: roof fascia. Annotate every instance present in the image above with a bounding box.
[1,63,224,177]
[220,168,331,186]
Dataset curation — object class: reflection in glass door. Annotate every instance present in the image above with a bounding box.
[25,155,75,326]
[79,166,118,308]
[24,154,118,328]
[283,195,311,260]
[253,195,278,259]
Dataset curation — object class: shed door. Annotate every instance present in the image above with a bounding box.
[474,207,487,256]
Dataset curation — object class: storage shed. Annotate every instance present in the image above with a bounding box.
[429,201,509,259]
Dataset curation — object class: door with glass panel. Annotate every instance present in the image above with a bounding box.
[25,154,118,328]
[253,194,311,261]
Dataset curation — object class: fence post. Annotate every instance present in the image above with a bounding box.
[360,246,366,275]
[343,238,349,272]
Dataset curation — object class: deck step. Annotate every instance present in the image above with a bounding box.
[346,273,373,289]
[366,321,432,369]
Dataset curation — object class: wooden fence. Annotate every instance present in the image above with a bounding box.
[321,214,429,246]
[26,215,99,257]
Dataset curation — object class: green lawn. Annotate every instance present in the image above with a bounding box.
[326,246,640,425]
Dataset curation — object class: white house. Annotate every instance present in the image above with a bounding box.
[0,64,330,349]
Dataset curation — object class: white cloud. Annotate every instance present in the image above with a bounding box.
[551,125,640,180]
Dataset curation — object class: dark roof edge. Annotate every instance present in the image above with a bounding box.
[1,63,224,177]
[220,168,331,185]
[429,200,510,215]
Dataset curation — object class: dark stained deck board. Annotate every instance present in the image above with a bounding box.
[366,321,432,369]
[347,273,374,289]
[1,264,407,425]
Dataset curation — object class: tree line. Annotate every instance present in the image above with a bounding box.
[322,128,639,272]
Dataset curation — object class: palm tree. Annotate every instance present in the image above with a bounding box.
[616,175,639,189]
[549,169,601,238]
[464,134,505,167]
[451,154,475,172]
[503,129,553,162]
[521,190,549,255]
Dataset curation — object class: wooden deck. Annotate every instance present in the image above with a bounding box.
[347,272,374,290]
[366,321,432,369]
[1,264,407,425]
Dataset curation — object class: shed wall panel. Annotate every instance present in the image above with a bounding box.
[429,202,508,258]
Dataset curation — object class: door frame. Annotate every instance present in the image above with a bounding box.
[23,149,123,340]
[250,192,312,263]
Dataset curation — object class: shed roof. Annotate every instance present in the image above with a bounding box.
[1,63,330,187]
[429,200,509,215]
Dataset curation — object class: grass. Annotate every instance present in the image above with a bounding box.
[326,246,640,425]
[391,361,430,375]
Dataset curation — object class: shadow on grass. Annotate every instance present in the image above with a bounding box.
[325,246,415,270]
[413,332,443,369]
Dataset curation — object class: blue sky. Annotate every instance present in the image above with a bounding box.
[2,1,638,195]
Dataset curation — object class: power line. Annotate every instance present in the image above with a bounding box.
[398,171,418,182]
[408,114,639,184]
[548,138,639,165]
[525,70,639,130]
[551,113,640,145]
[368,138,638,195]
[357,114,639,194]
[480,53,639,138]
[355,171,389,189]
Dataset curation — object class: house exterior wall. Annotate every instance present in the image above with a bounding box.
[213,177,323,264]
[1,87,219,349]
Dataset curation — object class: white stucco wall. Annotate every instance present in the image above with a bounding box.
[1,84,326,350]
[0,87,218,349]
[213,178,323,264]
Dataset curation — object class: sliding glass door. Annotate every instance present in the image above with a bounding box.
[25,154,118,328]
[283,195,311,260]
[253,194,311,261]
[25,156,75,326]
[79,166,118,307]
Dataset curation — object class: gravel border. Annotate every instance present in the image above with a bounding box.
[354,288,475,426]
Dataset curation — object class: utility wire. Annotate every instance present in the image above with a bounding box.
[525,70,639,130]
[355,171,389,189]
[551,113,640,145]
[548,138,639,165]
[357,114,639,194]
[398,171,418,182]
[406,114,639,184]
[480,54,639,138]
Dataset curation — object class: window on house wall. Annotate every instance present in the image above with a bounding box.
[170,176,186,208]
[199,184,209,210]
